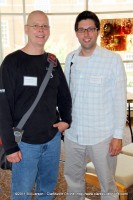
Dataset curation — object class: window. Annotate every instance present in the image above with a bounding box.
[1,21,9,47]
[0,0,6,6]
[35,0,50,12]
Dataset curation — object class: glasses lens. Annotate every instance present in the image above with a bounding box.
[77,27,97,33]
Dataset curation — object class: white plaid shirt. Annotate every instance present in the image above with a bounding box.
[64,45,127,145]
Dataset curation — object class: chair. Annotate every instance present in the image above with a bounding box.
[85,154,133,200]
[121,143,133,157]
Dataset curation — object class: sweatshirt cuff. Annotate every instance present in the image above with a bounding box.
[5,145,20,155]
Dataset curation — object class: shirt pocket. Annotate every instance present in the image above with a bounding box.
[86,75,105,96]
[89,76,103,85]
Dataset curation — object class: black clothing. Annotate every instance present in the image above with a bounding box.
[0,50,72,155]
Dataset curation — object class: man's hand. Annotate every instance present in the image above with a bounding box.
[53,122,69,133]
[109,138,122,156]
[6,151,22,163]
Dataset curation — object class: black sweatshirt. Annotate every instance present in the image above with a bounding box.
[0,50,72,155]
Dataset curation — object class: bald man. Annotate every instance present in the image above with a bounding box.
[0,10,72,200]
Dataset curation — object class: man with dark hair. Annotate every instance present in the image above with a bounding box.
[0,10,72,200]
[64,10,127,200]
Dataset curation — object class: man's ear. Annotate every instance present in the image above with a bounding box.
[24,25,28,34]
[97,29,100,36]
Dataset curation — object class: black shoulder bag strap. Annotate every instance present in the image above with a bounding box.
[61,53,75,143]
[69,53,75,87]
[13,53,57,142]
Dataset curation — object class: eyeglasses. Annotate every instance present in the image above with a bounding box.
[76,27,98,33]
[26,24,50,30]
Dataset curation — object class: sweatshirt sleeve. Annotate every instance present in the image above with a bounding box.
[0,58,20,155]
[56,60,72,126]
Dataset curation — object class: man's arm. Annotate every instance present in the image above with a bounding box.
[112,54,127,139]
[56,61,72,128]
[110,54,127,156]
[0,59,20,155]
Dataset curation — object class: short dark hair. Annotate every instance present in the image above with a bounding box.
[75,10,100,31]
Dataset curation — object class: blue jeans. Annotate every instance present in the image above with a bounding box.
[11,132,61,200]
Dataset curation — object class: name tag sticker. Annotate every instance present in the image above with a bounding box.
[89,76,102,84]
[23,76,37,86]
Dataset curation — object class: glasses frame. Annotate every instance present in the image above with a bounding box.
[26,24,50,30]
[76,27,98,34]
